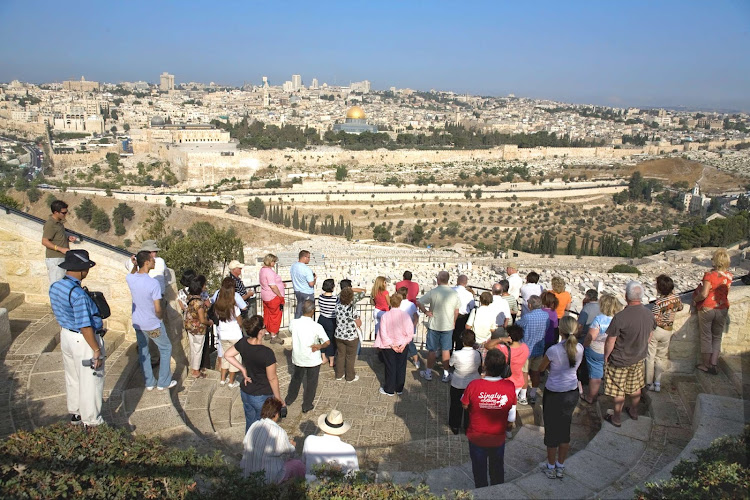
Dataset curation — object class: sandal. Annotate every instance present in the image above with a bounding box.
[624,406,638,420]
[580,394,594,404]
[604,414,621,428]
[695,364,710,373]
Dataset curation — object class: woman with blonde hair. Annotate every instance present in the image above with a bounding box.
[550,276,572,319]
[215,277,243,388]
[538,316,583,479]
[581,293,622,404]
[371,276,390,335]
[694,249,732,375]
[259,254,285,344]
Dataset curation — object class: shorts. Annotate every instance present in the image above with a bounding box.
[426,329,453,352]
[525,355,544,372]
[220,340,241,372]
[604,362,644,398]
[584,347,605,379]
[543,389,579,447]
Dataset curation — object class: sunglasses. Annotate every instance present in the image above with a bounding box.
[60,211,69,215]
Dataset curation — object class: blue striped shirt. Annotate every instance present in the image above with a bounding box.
[517,309,549,357]
[49,276,103,332]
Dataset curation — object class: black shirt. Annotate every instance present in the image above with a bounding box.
[234,339,276,395]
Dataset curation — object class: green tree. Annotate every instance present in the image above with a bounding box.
[90,208,111,233]
[409,224,425,245]
[565,235,577,255]
[75,198,96,223]
[123,123,130,132]
[143,207,171,241]
[373,224,391,242]
[247,197,265,218]
[113,202,135,224]
[335,165,348,181]
[26,187,41,203]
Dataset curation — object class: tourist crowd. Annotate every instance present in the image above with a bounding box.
[42,197,733,492]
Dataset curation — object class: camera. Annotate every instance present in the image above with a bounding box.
[280,406,288,419]
[96,328,107,338]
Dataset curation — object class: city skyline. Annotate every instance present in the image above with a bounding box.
[1,0,749,111]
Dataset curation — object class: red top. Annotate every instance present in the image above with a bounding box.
[496,343,530,390]
[461,377,516,447]
[395,280,420,302]
[701,270,732,310]
[373,290,391,311]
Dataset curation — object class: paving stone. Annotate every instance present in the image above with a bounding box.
[564,449,627,491]
[471,482,529,499]
[128,405,185,434]
[27,372,67,399]
[587,431,647,467]
[424,464,475,494]
[516,467,595,499]
[31,351,64,374]
[29,394,69,428]
[601,415,652,441]
[184,408,215,434]
[122,387,174,413]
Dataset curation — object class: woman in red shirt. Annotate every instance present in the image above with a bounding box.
[371,276,390,335]
[694,249,732,375]
[461,349,517,488]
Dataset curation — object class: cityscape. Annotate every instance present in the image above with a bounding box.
[0,1,748,499]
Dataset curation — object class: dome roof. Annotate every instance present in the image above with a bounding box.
[150,116,165,126]
[346,106,366,120]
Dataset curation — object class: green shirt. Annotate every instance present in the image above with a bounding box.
[418,285,460,332]
[42,216,68,258]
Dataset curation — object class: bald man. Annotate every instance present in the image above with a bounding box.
[417,271,460,383]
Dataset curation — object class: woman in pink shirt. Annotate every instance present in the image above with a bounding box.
[259,254,285,338]
[374,294,414,396]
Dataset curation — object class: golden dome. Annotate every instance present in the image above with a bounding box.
[346,106,366,119]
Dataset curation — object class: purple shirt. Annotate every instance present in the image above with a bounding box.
[543,307,559,345]
[126,273,162,331]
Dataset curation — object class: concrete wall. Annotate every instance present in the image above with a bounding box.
[0,211,141,341]
[667,285,750,373]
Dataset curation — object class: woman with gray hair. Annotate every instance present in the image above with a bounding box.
[693,249,732,375]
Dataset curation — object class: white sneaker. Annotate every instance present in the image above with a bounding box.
[420,370,433,381]
[335,376,345,381]
[414,359,421,370]
[347,375,359,383]
[653,382,661,393]
[441,372,452,383]
[228,381,240,389]
[540,462,556,479]
[220,379,227,386]
[518,397,528,406]
[555,466,565,479]
[379,387,395,396]
[145,386,156,391]
[157,380,177,390]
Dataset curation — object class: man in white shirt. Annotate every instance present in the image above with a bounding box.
[302,409,358,478]
[489,283,512,333]
[506,264,523,303]
[285,300,329,413]
[127,240,168,295]
[452,274,475,352]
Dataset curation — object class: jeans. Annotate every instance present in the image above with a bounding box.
[407,339,418,358]
[134,322,172,388]
[469,441,505,488]
[318,315,337,358]
[285,364,321,411]
[294,291,314,319]
[241,391,272,432]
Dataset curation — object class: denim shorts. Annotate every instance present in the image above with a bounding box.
[426,329,453,352]
[584,346,605,379]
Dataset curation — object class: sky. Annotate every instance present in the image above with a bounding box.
[1,0,749,111]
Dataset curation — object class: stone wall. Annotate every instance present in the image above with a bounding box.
[0,211,140,342]
[667,285,749,373]
[51,149,109,169]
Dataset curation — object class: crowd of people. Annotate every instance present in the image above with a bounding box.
[42,197,734,490]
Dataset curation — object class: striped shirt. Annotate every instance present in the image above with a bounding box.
[241,418,295,483]
[503,294,519,315]
[317,293,337,318]
[49,276,103,332]
[651,294,684,329]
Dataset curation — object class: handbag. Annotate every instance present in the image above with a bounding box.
[499,344,512,379]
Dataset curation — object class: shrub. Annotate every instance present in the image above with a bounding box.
[636,426,749,499]
[0,192,20,209]
[26,187,41,203]
[607,264,641,275]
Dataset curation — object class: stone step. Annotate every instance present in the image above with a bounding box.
[694,366,740,399]
[675,379,701,419]
[180,372,220,437]
[0,292,24,314]
[717,355,745,397]
[0,282,10,302]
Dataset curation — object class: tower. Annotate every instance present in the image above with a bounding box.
[292,74,302,91]
[160,72,175,91]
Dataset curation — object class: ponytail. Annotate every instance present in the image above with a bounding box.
[558,316,579,368]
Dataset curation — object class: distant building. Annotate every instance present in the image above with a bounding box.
[145,117,230,144]
[350,80,371,93]
[682,184,711,214]
[292,74,302,91]
[282,80,294,93]
[333,106,378,134]
[310,78,319,90]
[63,76,99,92]
[160,72,175,91]
[52,99,104,134]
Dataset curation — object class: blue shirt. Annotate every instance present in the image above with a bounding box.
[126,273,162,331]
[517,308,549,357]
[49,276,103,332]
[290,262,314,294]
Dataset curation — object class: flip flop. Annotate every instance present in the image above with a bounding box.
[580,394,593,404]
[695,364,710,373]
[604,414,621,428]
[625,406,638,420]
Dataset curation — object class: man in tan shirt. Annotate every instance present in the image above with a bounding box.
[41,200,76,284]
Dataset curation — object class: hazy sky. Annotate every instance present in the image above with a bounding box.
[1,0,749,111]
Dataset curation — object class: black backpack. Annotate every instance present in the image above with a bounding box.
[69,285,111,320]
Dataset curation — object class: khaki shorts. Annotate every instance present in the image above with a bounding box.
[524,355,544,372]
[220,340,241,372]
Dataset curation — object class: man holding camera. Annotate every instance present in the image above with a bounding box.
[49,249,105,428]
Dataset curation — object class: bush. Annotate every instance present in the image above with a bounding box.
[636,426,749,499]
[0,192,20,209]
[607,264,641,275]
[26,187,41,203]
